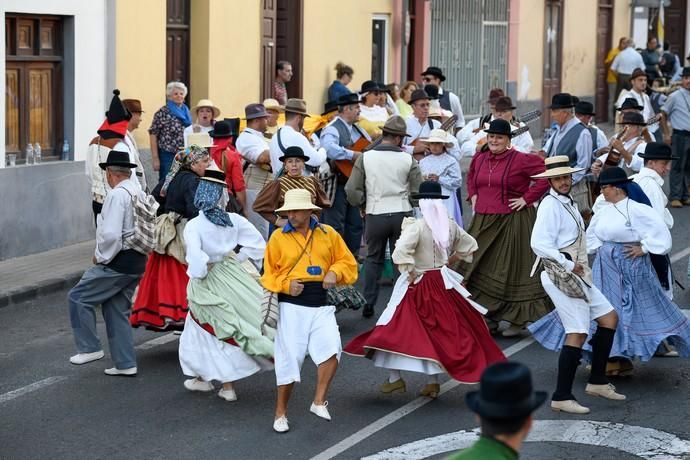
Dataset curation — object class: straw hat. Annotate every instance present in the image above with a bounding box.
[263,98,285,113]
[185,132,213,148]
[192,99,221,118]
[531,155,584,179]
[275,189,321,213]
[200,163,226,185]
[420,128,453,147]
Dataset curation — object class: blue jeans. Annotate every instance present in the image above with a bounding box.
[321,183,363,256]
[158,149,176,182]
[68,265,141,369]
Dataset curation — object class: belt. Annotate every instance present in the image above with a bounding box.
[672,129,690,137]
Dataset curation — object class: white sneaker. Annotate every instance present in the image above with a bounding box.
[310,401,331,421]
[103,366,137,377]
[69,350,104,365]
[273,415,289,433]
[183,378,214,392]
[218,388,238,402]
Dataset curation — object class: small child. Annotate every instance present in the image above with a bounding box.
[419,129,463,226]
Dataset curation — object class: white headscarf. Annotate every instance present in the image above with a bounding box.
[418,198,450,250]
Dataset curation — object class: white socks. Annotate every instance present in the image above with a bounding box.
[388,370,402,383]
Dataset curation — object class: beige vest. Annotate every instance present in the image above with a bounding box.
[362,149,413,215]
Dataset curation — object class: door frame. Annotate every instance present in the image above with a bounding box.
[595,0,614,123]
[541,0,564,129]
[372,14,390,84]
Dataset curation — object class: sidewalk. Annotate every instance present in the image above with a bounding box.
[0,240,94,308]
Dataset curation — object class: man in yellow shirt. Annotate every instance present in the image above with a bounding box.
[605,37,628,119]
[261,189,358,433]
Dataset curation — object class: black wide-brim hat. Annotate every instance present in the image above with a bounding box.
[408,89,431,104]
[421,66,446,82]
[548,92,577,109]
[639,141,679,160]
[616,98,643,111]
[209,120,234,138]
[322,100,338,116]
[337,93,361,107]
[411,181,449,200]
[598,166,632,186]
[465,362,547,419]
[574,101,596,116]
[484,119,514,137]
[99,149,137,170]
[360,80,380,94]
[682,67,690,77]
[278,145,310,163]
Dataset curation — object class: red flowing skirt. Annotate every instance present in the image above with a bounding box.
[344,269,506,383]
[130,253,189,331]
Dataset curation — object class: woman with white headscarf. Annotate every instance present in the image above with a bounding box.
[344,181,505,398]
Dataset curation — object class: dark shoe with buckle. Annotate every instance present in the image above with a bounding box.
[362,304,375,318]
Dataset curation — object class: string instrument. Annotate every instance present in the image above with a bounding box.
[333,131,378,178]
[472,110,542,133]
[589,126,629,202]
[408,114,459,152]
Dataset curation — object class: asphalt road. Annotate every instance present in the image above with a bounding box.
[2,206,690,460]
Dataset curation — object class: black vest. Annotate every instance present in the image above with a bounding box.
[439,90,452,111]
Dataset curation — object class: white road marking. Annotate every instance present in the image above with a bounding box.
[670,247,690,264]
[135,332,179,350]
[309,336,535,460]
[0,376,68,404]
[362,420,690,459]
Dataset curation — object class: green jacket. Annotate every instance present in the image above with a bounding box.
[447,436,518,460]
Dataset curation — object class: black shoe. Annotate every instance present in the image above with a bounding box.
[362,304,375,318]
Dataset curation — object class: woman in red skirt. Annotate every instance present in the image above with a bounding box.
[344,181,505,398]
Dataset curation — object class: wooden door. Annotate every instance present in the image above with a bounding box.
[166,0,190,88]
[596,0,613,123]
[276,0,302,98]
[261,0,277,101]
[649,0,687,60]
[542,0,563,129]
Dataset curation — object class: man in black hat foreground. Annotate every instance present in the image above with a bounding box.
[319,93,370,255]
[68,147,154,377]
[345,116,423,318]
[542,93,593,218]
[448,362,546,459]
[421,66,465,132]
[660,67,690,208]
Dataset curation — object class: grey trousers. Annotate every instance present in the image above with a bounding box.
[669,132,690,200]
[363,212,410,307]
[68,264,141,369]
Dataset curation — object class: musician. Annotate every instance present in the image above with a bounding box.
[358,80,389,138]
[591,112,648,177]
[456,88,504,148]
[543,93,593,216]
[403,89,442,160]
[660,67,690,208]
[615,68,660,140]
[460,97,534,158]
[345,116,423,319]
[421,66,465,131]
[268,98,326,176]
[319,93,370,255]
[574,101,607,153]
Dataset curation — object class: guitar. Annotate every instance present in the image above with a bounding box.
[333,132,375,178]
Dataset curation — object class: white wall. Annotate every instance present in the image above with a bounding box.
[0,0,107,167]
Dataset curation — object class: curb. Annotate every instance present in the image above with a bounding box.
[0,272,83,309]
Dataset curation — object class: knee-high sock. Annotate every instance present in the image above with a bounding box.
[589,326,616,385]
[553,345,582,401]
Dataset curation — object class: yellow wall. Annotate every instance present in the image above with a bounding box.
[114,0,166,148]
[302,0,395,113]
[561,0,598,96]
[612,0,631,48]
[515,0,544,101]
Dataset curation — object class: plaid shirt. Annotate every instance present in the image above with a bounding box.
[272,80,288,106]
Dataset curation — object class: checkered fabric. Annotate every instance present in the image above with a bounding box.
[328,285,366,313]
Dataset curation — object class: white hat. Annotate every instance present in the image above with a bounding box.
[192,99,221,118]
[185,132,213,148]
[420,128,453,147]
[262,98,285,112]
[275,189,321,213]
[531,155,585,179]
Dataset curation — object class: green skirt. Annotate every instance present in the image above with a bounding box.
[187,257,274,359]
[456,208,553,326]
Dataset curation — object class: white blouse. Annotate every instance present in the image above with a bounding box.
[586,197,671,256]
[184,211,267,279]
[419,153,462,190]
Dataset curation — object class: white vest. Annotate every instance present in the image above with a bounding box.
[363,149,413,215]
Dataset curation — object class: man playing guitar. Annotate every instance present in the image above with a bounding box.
[403,89,442,161]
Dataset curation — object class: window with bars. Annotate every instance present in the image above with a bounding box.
[5,14,63,163]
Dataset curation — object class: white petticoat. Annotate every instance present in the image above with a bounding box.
[179,315,273,382]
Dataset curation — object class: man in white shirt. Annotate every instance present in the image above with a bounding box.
[236,103,274,239]
[68,149,150,377]
[269,98,326,176]
[591,111,648,177]
[611,38,645,102]
[403,89,442,160]
[421,66,465,131]
[122,99,148,192]
[529,156,623,414]
[615,68,659,139]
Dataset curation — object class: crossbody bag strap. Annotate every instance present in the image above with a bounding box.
[277,128,288,154]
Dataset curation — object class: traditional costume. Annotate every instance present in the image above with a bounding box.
[130,144,210,331]
[419,129,463,225]
[345,182,505,395]
[179,168,273,401]
[403,90,442,155]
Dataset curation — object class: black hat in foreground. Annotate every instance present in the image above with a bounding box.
[99,146,137,170]
[278,145,310,163]
[411,181,449,200]
[484,119,513,137]
[598,166,632,186]
[466,362,547,419]
[639,142,679,160]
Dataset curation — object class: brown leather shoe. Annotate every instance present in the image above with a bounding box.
[380,379,406,394]
[671,199,683,208]
[419,383,441,399]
